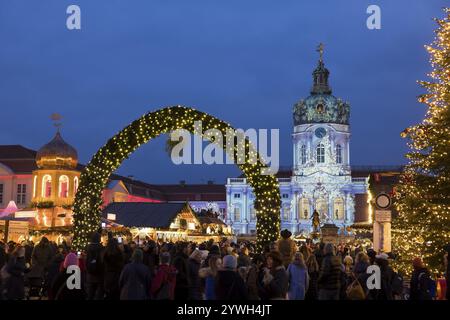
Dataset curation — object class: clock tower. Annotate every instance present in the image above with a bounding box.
[291,44,361,233]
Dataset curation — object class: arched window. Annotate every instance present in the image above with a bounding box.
[316,198,328,220]
[42,175,52,198]
[282,205,290,221]
[233,206,241,221]
[336,144,342,164]
[33,176,37,198]
[250,206,256,221]
[301,145,307,164]
[59,175,69,198]
[333,198,345,220]
[74,177,79,194]
[316,143,325,163]
[299,198,310,219]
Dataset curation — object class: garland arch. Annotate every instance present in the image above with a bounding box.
[72,106,280,251]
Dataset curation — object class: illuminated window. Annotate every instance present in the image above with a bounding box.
[250,206,256,221]
[316,198,328,220]
[33,176,37,197]
[16,184,26,204]
[59,175,69,198]
[336,144,342,164]
[333,198,345,220]
[282,205,290,220]
[301,145,307,164]
[42,175,52,198]
[299,198,310,219]
[234,207,241,221]
[316,143,325,163]
[74,177,79,194]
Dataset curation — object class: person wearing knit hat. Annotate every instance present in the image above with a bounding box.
[222,255,237,270]
[215,255,248,300]
[410,257,433,300]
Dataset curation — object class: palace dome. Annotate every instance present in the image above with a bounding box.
[293,50,350,126]
[36,130,78,169]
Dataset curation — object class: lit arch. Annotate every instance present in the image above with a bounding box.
[74,177,79,195]
[72,106,281,251]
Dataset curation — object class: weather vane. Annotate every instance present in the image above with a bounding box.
[317,43,324,62]
[50,113,62,131]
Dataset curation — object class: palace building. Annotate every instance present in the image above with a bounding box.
[225,48,402,236]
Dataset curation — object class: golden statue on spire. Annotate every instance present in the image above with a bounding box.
[317,43,324,62]
[50,113,62,131]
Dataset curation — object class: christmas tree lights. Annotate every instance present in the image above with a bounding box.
[393,8,450,275]
[72,106,281,252]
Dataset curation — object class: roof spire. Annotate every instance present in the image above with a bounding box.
[50,113,62,133]
[311,43,332,95]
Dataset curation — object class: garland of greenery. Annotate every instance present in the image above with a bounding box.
[72,106,281,252]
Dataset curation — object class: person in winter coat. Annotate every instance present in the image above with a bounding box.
[142,240,158,278]
[50,252,85,300]
[246,254,265,300]
[367,253,394,300]
[119,249,151,300]
[85,232,104,300]
[172,242,190,300]
[263,251,289,300]
[151,252,177,300]
[28,237,53,279]
[276,230,297,268]
[317,243,342,300]
[187,249,202,300]
[103,238,124,300]
[287,252,309,300]
[305,254,319,300]
[4,245,28,300]
[237,246,251,268]
[46,245,66,300]
[215,255,249,300]
[199,255,222,300]
[410,257,433,300]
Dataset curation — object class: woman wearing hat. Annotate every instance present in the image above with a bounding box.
[263,251,289,299]
[276,229,297,268]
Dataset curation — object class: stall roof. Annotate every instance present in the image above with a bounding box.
[101,202,189,228]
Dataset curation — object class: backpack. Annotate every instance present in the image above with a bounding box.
[418,272,436,299]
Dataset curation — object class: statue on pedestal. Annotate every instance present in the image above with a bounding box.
[311,209,320,233]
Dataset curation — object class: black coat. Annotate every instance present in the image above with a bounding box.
[5,256,27,300]
[51,270,86,300]
[173,253,190,300]
[103,249,124,299]
[119,262,151,300]
[86,243,104,283]
[410,268,432,300]
[188,258,201,300]
[215,270,248,300]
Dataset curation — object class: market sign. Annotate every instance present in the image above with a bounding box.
[15,211,37,218]
[375,210,391,223]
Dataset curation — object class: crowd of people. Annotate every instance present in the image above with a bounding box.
[0,229,448,301]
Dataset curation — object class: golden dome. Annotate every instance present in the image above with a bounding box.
[36,130,78,169]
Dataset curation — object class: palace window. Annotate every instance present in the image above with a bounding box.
[59,175,69,198]
[42,175,52,198]
[316,198,328,220]
[316,143,325,163]
[16,184,26,204]
[301,145,307,164]
[33,176,37,197]
[0,184,3,204]
[250,206,256,221]
[282,193,289,199]
[299,198,310,219]
[233,193,241,199]
[333,198,345,220]
[234,207,241,221]
[336,144,342,164]
[282,205,290,220]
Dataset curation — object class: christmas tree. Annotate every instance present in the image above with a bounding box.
[393,8,450,276]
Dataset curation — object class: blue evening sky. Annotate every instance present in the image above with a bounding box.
[0,1,447,184]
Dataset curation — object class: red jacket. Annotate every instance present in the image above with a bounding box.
[151,264,177,300]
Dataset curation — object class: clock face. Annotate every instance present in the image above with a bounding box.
[314,127,327,138]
